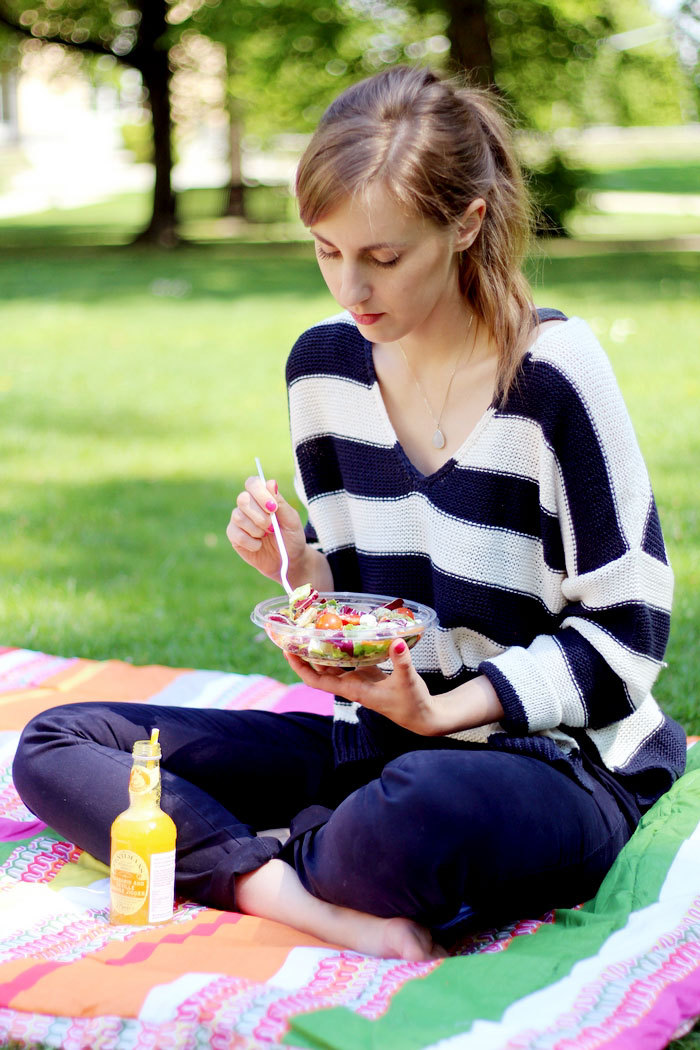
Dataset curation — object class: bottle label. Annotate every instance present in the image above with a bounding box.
[111,850,149,915]
[149,849,176,923]
[129,765,159,794]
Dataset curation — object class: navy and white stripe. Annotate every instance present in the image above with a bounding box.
[286,312,685,806]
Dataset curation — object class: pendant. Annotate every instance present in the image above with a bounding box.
[432,428,446,449]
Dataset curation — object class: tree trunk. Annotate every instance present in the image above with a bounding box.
[132,0,178,246]
[223,48,246,219]
[0,65,20,144]
[444,0,495,86]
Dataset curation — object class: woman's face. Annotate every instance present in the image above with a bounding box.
[309,182,473,345]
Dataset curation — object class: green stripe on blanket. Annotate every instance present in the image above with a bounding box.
[286,747,700,1050]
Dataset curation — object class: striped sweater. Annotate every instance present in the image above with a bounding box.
[286,312,686,808]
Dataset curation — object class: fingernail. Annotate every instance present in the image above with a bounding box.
[394,640,407,654]
[273,481,278,495]
[266,500,277,512]
[267,524,274,533]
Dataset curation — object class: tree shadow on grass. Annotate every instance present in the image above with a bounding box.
[0,475,295,682]
[1,473,696,722]
[0,241,325,304]
[587,163,700,196]
[0,241,697,308]
[527,248,699,305]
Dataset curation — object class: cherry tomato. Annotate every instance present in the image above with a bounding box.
[316,611,343,630]
[340,613,362,625]
[394,606,415,619]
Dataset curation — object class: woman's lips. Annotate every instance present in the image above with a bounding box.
[350,312,384,326]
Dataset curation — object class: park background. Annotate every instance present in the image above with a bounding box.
[0,7,698,1042]
[0,0,698,726]
[0,3,698,720]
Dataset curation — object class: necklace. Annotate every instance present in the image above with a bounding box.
[397,313,475,450]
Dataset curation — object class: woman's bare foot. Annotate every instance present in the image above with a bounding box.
[236,859,445,961]
[359,914,447,961]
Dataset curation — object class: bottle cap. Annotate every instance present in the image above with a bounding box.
[132,731,161,761]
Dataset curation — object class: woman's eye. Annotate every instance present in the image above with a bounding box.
[315,246,399,268]
[370,255,400,268]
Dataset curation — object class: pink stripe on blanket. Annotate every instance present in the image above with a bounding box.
[576,940,700,1050]
[0,960,62,1003]
[0,817,48,842]
[0,650,78,693]
[104,912,242,966]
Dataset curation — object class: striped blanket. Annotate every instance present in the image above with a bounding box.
[1,645,699,1050]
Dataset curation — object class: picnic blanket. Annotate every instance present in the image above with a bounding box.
[1,645,700,1050]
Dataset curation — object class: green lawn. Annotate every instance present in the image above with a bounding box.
[0,235,697,727]
[572,158,700,239]
[587,161,700,196]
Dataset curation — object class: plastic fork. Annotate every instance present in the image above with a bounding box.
[254,458,293,597]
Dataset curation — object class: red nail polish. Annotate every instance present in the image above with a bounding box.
[267,524,274,533]
[266,500,277,512]
[394,640,407,654]
[273,481,278,495]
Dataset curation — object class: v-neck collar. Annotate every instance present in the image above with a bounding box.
[360,334,495,485]
[354,316,572,484]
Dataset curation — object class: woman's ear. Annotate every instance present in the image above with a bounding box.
[455,198,486,251]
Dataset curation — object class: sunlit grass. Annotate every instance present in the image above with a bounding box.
[0,237,697,732]
[569,210,700,240]
[587,161,700,195]
[2,155,699,249]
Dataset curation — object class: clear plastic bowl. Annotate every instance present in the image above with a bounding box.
[251,591,437,668]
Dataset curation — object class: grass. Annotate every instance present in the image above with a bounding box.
[673,1032,700,1050]
[587,161,700,196]
[4,158,700,250]
[0,232,697,723]
[571,157,700,240]
[0,240,329,678]
[0,185,303,247]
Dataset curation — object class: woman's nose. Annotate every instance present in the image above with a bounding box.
[338,264,371,309]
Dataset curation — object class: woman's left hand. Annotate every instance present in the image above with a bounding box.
[284,639,440,736]
[285,644,506,737]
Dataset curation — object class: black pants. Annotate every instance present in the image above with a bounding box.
[13,702,635,929]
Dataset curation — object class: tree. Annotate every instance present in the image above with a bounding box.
[437,0,690,131]
[0,0,689,245]
[411,0,493,83]
[0,0,447,238]
[0,0,179,245]
[196,0,448,213]
[677,0,700,115]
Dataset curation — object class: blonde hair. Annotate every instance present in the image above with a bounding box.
[295,65,536,402]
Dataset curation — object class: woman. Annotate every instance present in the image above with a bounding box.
[14,66,685,961]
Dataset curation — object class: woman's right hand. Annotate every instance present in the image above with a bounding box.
[226,477,309,584]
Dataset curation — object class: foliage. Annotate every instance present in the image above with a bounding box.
[485,0,691,129]
[188,0,449,140]
[0,0,694,242]
[120,119,154,164]
[189,0,692,137]
[678,0,700,113]
[0,1,137,60]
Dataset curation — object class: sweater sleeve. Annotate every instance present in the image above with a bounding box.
[479,321,673,735]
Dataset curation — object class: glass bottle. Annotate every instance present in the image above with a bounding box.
[110,729,177,925]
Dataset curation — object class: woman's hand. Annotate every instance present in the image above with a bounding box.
[285,640,440,736]
[226,477,309,584]
[286,641,505,736]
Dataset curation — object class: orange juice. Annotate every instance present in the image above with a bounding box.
[110,730,177,925]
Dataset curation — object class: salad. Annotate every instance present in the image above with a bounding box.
[251,585,436,668]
